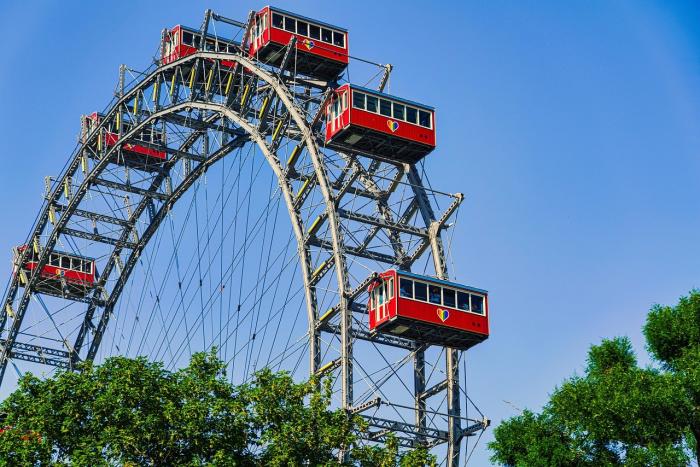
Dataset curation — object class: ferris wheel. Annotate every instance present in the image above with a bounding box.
[1,7,489,465]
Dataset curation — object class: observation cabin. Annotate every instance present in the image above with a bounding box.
[249,6,349,81]
[13,246,96,299]
[368,270,488,350]
[82,113,167,169]
[325,84,436,164]
[161,25,241,69]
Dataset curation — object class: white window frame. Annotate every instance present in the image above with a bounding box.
[456,290,470,312]
[392,102,405,120]
[309,23,320,40]
[182,30,195,47]
[350,89,432,129]
[413,280,428,302]
[470,293,486,316]
[283,15,296,33]
[418,110,433,130]
[271,12,284,30]
[269,11,346,49]
[442,287,457,308]
[399,277,413,299]
[332,30,346,48]
[352,90,366,110]
[398,276,486,317]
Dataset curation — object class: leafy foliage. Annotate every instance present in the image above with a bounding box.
[490,290,700,466]
[645,290,700,463]
[644,290,700,367]
[0,352,435,466]
[490,409,591,467]
[352,433,436,467]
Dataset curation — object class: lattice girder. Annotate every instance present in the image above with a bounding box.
[1,22,484,465]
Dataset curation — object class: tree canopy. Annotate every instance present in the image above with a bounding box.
[489,290,700,466]
[0,352,435,466]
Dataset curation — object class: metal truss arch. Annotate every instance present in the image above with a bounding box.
[2,51,332,378]
[1,28,484,465]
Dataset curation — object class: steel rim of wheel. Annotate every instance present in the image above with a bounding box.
[0,11,487,464]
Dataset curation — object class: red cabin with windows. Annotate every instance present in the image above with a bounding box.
[325,84,436,164]
[13,246,96,298]
[368,270,488,350]
[249,6,349,81]
[161,25,240,69]
[82,113,167,168]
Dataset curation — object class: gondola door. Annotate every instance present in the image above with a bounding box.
[375,277,394,322]
[327,89,348,135]
[377,280,387,322]
[252,11,268,52]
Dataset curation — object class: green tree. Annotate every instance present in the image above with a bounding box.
[489,290,700,466]
[0,352,435,466]
[644,290,700,463]
[0,352,251,465]
[352,433,436,467]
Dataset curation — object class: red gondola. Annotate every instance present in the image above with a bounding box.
[161,25,240,68]
[367,270,488,350]
[325,84,436,164]
[13,246,96,298]
[249,6,349,81]
[82,113,167,168]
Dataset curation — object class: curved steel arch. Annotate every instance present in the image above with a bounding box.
[1,23,484,465]
[3,51,336,370]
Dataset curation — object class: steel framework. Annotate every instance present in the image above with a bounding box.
[0,10,488,465]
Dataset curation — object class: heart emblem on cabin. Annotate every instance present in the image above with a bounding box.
[387,120,399,133]
[437,308,449,322]
[303,39,315,50]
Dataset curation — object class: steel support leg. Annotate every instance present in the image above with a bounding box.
[341,299,353,408]
[414,348,427,444]
[429,219,462,465]
[446,349,461,466]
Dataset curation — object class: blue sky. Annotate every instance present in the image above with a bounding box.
[1,0,700,463]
